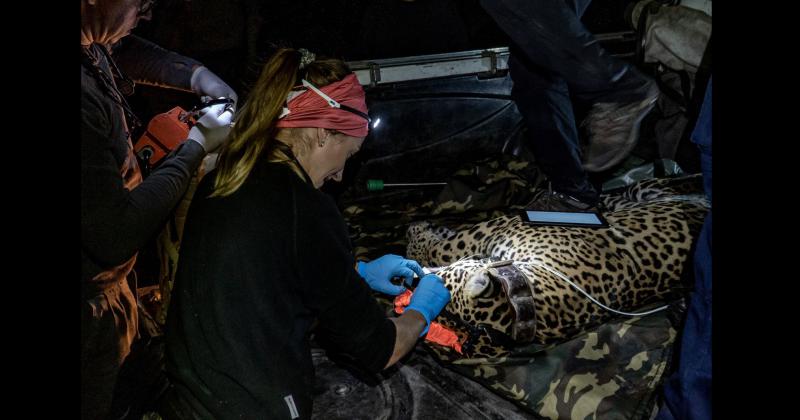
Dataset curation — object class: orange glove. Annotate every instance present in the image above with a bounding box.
[394,290,463,354]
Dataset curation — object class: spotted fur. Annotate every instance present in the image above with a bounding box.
[407,176,708,355]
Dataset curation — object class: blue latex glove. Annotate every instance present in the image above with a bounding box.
[406,274,451,336]
[357,254,425,296]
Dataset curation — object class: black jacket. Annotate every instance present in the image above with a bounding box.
[165,160,396,419]
[81,35,205,291]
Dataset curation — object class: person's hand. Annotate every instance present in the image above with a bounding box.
[406,274,450,336]
[188,102,233,153]
[357,254,426,295]
[190,66,238,105]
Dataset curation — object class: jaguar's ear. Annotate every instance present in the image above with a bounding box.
[464,270,494,298]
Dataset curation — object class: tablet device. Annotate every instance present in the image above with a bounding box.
[520,209,609,228]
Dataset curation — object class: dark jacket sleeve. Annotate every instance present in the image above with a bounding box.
[81,95,206,268]
[112,34,203,91]
[291,188,396,373]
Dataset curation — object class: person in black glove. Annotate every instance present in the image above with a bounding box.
[81,1,237,419]
[162,48,451,420]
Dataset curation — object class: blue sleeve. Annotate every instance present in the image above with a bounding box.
[691,77,712,200]
[691,77,712,153]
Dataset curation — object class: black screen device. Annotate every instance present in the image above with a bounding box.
[520,209,609,228]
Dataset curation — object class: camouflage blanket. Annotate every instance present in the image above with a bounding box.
[340,155,688,419]
[342,156,548,261]
[427,305,681,420]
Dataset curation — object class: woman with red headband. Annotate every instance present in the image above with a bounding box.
[161,48,450,419]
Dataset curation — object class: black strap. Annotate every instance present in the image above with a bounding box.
[81,44,142,133]
[273,140,315,186]
[486,262,537,342]
[339,103,371,123]
[432,259,536,355]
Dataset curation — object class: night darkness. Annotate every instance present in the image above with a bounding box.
[132,0,633,107]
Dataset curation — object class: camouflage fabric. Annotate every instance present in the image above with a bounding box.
[340,155,690,419]
[424,304,681,420]
[143,153,689,419]
[342,155,548,261]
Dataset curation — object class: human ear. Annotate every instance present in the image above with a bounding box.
[317,127,328,147]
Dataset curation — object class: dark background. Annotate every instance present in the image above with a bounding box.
[131,0,634,110]
[127,0,646,285]
[32,2,776,417]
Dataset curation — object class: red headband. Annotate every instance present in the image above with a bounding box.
[275,73,369,137]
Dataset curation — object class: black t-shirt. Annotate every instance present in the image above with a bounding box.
[165,160,396,419]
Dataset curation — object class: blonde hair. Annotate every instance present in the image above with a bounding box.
[210,49,352,197]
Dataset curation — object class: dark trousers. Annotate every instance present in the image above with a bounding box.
[81,279,138,420]
[656,77,712,420]
[479,0,652,203]
[82,277,170,420]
